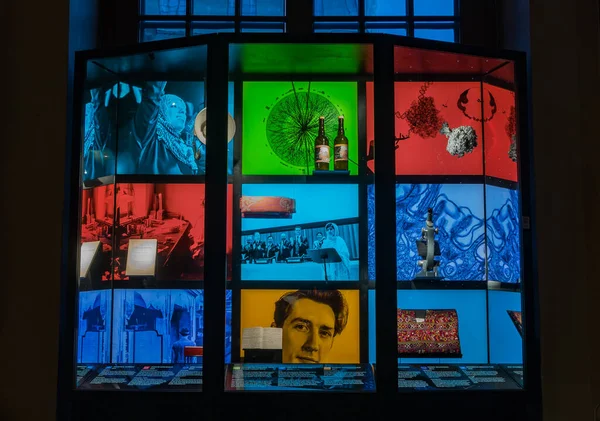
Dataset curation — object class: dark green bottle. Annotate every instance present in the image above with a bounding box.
[314,116,330,171]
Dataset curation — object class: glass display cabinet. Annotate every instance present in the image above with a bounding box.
[61,33,538,420]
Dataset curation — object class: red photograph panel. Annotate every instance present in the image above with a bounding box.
[112,183,232,282]
[366,82,490,176]
[80,185,114,286]
[483,84,518,182]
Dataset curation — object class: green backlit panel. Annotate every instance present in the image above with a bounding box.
[230,44,372,74]
[242,81,359,175]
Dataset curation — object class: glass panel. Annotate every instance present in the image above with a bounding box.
[116,80,207,174]
[365,0,406,16]
[226,48,374,392]
[241,82,359,175]
[192,0,234,15]
[242,0,285,16]
[414,0,455,16]
[414,27,455,43]
[240,184,360,281]
[81,68,118,183]
[483,61,523,386]
[140,22,186,42]
[391,49,524,391]
[395,183,485,282]
[314,22,359,33]
[240,21,285,32]
[314,0,358,16]
[142,0,187,15]
[394,82,483,175]
[192,21,235,35]
[365,22,407,35]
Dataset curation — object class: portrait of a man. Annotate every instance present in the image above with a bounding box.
[271,290,349,363]
[240,289,359,364]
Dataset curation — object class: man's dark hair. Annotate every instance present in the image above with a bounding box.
[273,290,349,336]
[267,235,273,240]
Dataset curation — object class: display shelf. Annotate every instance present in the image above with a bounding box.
[485,176,519,190]
[394,175,485,184]
[239,174,374,185]
[107,174,208,185]
[397,280,488,290]
[83,175,116,189]
[238,281,362,290]
[397,364,523,392]
[487,281,522,292]
[110,280,206,290]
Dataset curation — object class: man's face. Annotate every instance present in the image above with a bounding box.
[164,96,186,132]
[254,233,261,242]
[295,228,301,237]
[281,298,336,363]
[281,234,287,241]
[317,233,323,240]
[267,237,273,246]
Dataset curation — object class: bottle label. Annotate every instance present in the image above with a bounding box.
[315,145,330,163]
[334,144,348,162]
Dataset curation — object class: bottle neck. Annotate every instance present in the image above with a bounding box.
[318,119,325,135]
[337,118,345,135]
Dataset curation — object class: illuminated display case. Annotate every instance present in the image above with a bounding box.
[62,33,538,419]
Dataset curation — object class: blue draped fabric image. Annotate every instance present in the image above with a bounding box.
[77,290,112,363]
[111,289,232,364]
[485,185,521,283]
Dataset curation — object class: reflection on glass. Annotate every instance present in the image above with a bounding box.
[193,0,234,15]
[314,0,358,16]
[191,21,235,35]
[365,22,407,35]
[241,22,285,32]
[242,0,285,16]
[141,23,186,42]
[486,185,521,284]
[414,0,455,16]
[365,0,406,16]
[488,291,523,364]
[414,27,455,43]
[142,0,187,15]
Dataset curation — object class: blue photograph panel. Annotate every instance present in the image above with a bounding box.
[486,185,521,283]
[115,81,235,176]
[111,289,232,364]
[77,290,112,363]
[395,184,485,281]
[241,184,360,281]
[397,290,488,364]
[489,290,523,364]
[368,184,486,281]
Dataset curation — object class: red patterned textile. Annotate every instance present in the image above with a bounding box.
[397,309,462,357]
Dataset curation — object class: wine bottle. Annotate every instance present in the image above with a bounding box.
[314,116,330,171]
[334,116,348,171]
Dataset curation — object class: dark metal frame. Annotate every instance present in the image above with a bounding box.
[58,33,540,421]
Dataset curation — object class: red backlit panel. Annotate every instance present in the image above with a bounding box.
[110,183,233,282]
[366,82,491,176]
[483,84,518,182]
